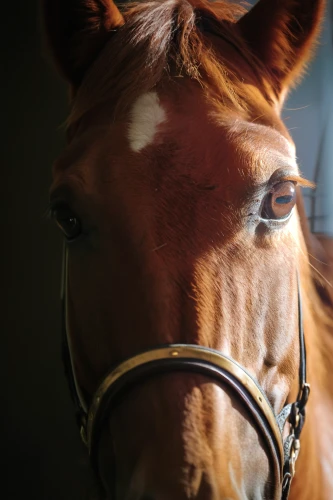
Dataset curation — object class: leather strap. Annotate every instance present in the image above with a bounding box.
[61,246,88,426]
[84,345,284,486]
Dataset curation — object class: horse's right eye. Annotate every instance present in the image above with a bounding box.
[51,205,82,241]
[261,181,297,221]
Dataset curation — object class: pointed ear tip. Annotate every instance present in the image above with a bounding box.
[236,0,325,97]
[40,0,125,87]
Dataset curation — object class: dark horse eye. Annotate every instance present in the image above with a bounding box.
[261,181,297,220]
[52,205,82,240]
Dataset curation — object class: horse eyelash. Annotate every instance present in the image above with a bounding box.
[43,201,63,221]
[281,175,315,189]
[43,199,71,220]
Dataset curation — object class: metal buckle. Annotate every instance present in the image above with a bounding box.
[297,382,310,412]
[290,438,301,477]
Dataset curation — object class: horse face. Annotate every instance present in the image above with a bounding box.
[50,80,300,498]
[44,1,324,498]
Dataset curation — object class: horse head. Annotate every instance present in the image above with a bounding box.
[42,1,325,498]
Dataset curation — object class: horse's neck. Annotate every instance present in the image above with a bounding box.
[290,285,333,499]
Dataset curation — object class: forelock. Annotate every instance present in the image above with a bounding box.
[67,0,257,128]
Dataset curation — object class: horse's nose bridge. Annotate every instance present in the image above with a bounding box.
[118,374,254,500]
[103,371,272,500]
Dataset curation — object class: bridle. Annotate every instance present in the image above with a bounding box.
[61,247,310,499]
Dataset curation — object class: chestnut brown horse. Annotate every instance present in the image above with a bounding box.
[42,1,333,499]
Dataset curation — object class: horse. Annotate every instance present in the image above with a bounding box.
[42,1,333,498]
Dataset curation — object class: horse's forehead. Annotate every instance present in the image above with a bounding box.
[125,88,296,157]
[55,91,296,187]
[138,90,298,184]
[227,120,296,158]
[225,120,297,179]
[129,89,298,181]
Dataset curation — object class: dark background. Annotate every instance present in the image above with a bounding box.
[3,1,332,499]
[3,2,92,499]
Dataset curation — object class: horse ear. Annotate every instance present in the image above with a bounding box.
[42,0,124,87]
[238,0,324,104]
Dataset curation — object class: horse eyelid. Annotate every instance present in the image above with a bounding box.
[278,175,314,189]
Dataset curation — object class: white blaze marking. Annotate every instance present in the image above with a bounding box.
[128,92,166,152]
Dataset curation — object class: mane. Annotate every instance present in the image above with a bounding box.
[67,0,269,127]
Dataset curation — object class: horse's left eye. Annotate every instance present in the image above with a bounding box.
[261,181,297,220]
[51,205,82,240]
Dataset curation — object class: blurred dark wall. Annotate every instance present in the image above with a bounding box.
[3,2,91,499]
[3,1,332,499]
